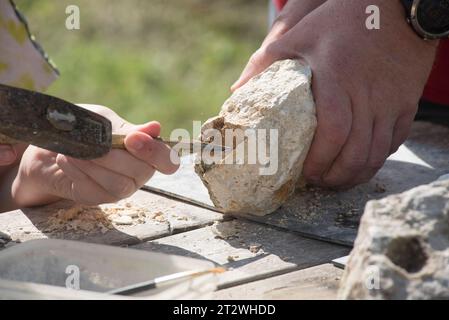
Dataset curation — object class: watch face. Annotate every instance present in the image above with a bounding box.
[415,0,449,36]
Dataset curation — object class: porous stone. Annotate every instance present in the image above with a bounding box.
[339,179,449,300]
[195,59,316,216]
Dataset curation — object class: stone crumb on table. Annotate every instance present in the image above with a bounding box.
[249,243,262,254]
[151,211,167,223]
[210,221,240,240]
[42,202,160,235]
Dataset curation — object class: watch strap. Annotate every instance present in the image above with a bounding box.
[401,0,414,16]
[400,0,414,19]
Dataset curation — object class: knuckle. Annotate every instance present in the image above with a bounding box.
[272,14,289,28]
[110,178,136,199]
[367,158,385,171]
[261,45,275,58]
[50,175,71,198]
[327,131,347,147]
[316,118,350,147]
[302,160,325,180]
[252,44,280,64]
[263,43,282,60]
[343,157,366,171]
[249,50,263,64]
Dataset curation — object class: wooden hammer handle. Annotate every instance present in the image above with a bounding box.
[0,133,224,154]
[111,134,127,149]
[0,133,187,149]
[111,134,201,150]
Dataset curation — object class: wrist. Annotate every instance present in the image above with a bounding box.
[338,0,439,47]
[11,165,61,208]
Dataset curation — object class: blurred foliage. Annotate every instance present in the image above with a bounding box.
[15,0,267,134]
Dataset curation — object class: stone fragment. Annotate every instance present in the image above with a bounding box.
[195,59,317,216]
[249,243,262,254]
[112,215,133,226]
[339,179,449,300]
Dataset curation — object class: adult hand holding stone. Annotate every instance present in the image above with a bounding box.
[233,0,438,189]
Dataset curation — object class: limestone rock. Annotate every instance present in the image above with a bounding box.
[339,179,449,300]
[195,59,316,216]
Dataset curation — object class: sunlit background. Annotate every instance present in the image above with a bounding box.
[16,0,267,134]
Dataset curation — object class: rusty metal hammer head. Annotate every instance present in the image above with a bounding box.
[0,84,113,159]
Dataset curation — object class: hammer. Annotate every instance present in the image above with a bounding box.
[0,84,226,159]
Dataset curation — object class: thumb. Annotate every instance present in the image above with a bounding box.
[0,145,17,166]
[134,121,161,138]
[231,0,325,92]
[231,40,296,92]
[118,121,162,138]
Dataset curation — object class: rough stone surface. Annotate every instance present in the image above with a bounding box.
[339,179,449,300]
[195,59,316,216]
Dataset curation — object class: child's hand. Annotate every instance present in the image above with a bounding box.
[0,145,16,166]
[11,104,179,207]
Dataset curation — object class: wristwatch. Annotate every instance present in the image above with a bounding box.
[400,0,449,39]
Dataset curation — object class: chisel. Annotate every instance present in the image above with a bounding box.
[0,84,228,159]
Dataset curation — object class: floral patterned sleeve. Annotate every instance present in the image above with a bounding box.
[0,0,58,92]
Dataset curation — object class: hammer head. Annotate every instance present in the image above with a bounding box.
[0,84,113,159]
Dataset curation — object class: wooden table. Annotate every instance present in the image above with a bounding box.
[0,189,349,300]
[1,121,447,299]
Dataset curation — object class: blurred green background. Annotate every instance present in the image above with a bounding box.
[15,0,267,134]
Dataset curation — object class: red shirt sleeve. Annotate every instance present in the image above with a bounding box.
[273,0,449,106]
[273,0,287,12]
[423,41,449,106]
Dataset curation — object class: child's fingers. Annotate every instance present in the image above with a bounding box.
[0,145,17,166]
[114,120,179,175]
[116,121,161,137]
[135,121,161,138]
[125,131,179,175]
[65,157,139,201]
[56,155,118,204]
[91,150,155,187]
